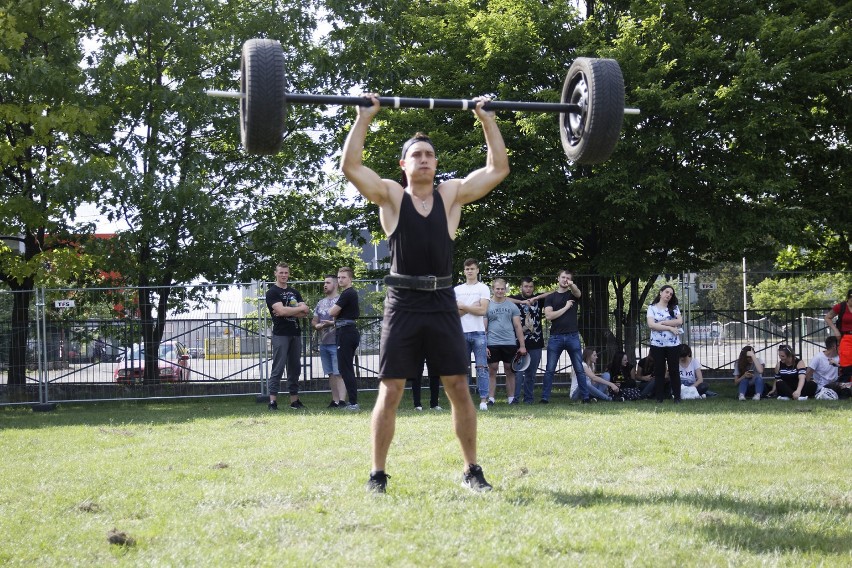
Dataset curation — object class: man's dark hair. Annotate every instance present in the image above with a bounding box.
[463,258,479,268]
[521,276,534,285]
[825,336,839,350]
[324,274,337,280]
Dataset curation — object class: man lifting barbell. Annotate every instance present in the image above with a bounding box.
[341,94,509,494]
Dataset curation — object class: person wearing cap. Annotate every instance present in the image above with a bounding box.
[341,93,509,494]
[485,278,527,405]
[824,289,852,382]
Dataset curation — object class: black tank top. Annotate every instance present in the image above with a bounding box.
[386,191,455,312]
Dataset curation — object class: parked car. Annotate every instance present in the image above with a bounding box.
[188,347,204,359]
[114,341,191,384]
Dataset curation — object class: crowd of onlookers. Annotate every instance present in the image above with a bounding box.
[269,260,852,408]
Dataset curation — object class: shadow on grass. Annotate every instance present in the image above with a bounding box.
[549,488,852,555]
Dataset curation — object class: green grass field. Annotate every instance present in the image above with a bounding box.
[1,386,850,567]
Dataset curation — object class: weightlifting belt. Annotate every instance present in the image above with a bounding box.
[383,273,453,291]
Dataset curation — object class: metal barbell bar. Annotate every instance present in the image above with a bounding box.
[212,39,639,163]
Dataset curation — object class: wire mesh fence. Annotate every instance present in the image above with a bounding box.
[0,275,843,408]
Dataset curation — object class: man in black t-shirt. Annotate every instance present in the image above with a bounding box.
[330,266,360,410]
[265,262,310,410]
[542,269,591,403]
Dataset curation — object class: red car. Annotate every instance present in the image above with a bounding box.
[114,341,191,384]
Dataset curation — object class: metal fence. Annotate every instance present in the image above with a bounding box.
[0,280,841,409]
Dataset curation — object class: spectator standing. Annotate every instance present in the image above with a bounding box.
[410,375,442,410]
[646,285,683,403]
[824,289,852,382]
[542,269,590,403]
[265,262,310,410]
[486,278,526,405]
[454,258,491,411]
[508,277,551,404]
[330,267,361,410]
[733,345,765,401]
[312,275,345,407]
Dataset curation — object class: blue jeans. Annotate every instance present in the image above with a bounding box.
[464,331,489,399]
[514,348,542,403]
[318,344,338,376]
[738,375,764,397]
[572,381,611,401]
[543,332,588,401]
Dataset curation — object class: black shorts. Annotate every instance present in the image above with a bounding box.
[379,307,468,379]
[487,344,517,365]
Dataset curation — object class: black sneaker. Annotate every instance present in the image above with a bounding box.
[366,471,390,493]
[487,398,495,407]
[290,399,306,409]
[268,401,278,411]
[463,464,493,492]
[327,401,339,408]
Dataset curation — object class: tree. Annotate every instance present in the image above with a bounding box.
[0,1,112,389]
[325,0,849,363]
[87,0,337,382]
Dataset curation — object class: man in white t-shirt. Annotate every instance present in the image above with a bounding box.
[806,336,839,389]
[454,258,491,411]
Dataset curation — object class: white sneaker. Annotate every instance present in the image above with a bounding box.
[738,393,746,401]
[777,396,790,401]
[797,396,808,401]
[479,402,488,411]
[414,406,423,411]
[345,403,360,411]
[752,393,761,400]
[431,405,443,411]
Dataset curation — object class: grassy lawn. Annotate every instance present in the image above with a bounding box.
[1,385,850,567]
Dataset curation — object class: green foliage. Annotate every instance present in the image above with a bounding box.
[750,272,852,310]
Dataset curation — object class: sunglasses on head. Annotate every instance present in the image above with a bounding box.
[779,345,793,355]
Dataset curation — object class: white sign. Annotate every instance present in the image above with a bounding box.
[699,282,717,290]
[54,300,76,309]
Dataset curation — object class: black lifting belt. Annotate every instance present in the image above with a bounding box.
[383,274,453,291]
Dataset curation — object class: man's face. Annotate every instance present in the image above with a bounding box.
[337,271,352,289]
[521,281,534,297]
[323,277,337,295]
[493,282,507,299]
[275,266,289,285]
[400,142,437,181]
[464,264,479,281]
[558,272,572,288]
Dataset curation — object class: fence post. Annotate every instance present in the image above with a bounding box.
[32,287,56,412]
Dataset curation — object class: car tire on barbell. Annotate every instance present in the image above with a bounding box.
[240,39,286,155]
[560,57,625,164]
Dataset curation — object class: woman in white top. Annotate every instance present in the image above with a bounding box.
[646,285,684,403]
[678,344,707,397]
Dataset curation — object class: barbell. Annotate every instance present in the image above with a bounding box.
[207,38,640,164]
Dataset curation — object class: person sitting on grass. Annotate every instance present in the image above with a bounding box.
[606,350,643,401]
[636,353,658,399]
[678,344,708,398]
[767,344,816,400]
[733,345,765,401]
[571,348,621,402]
